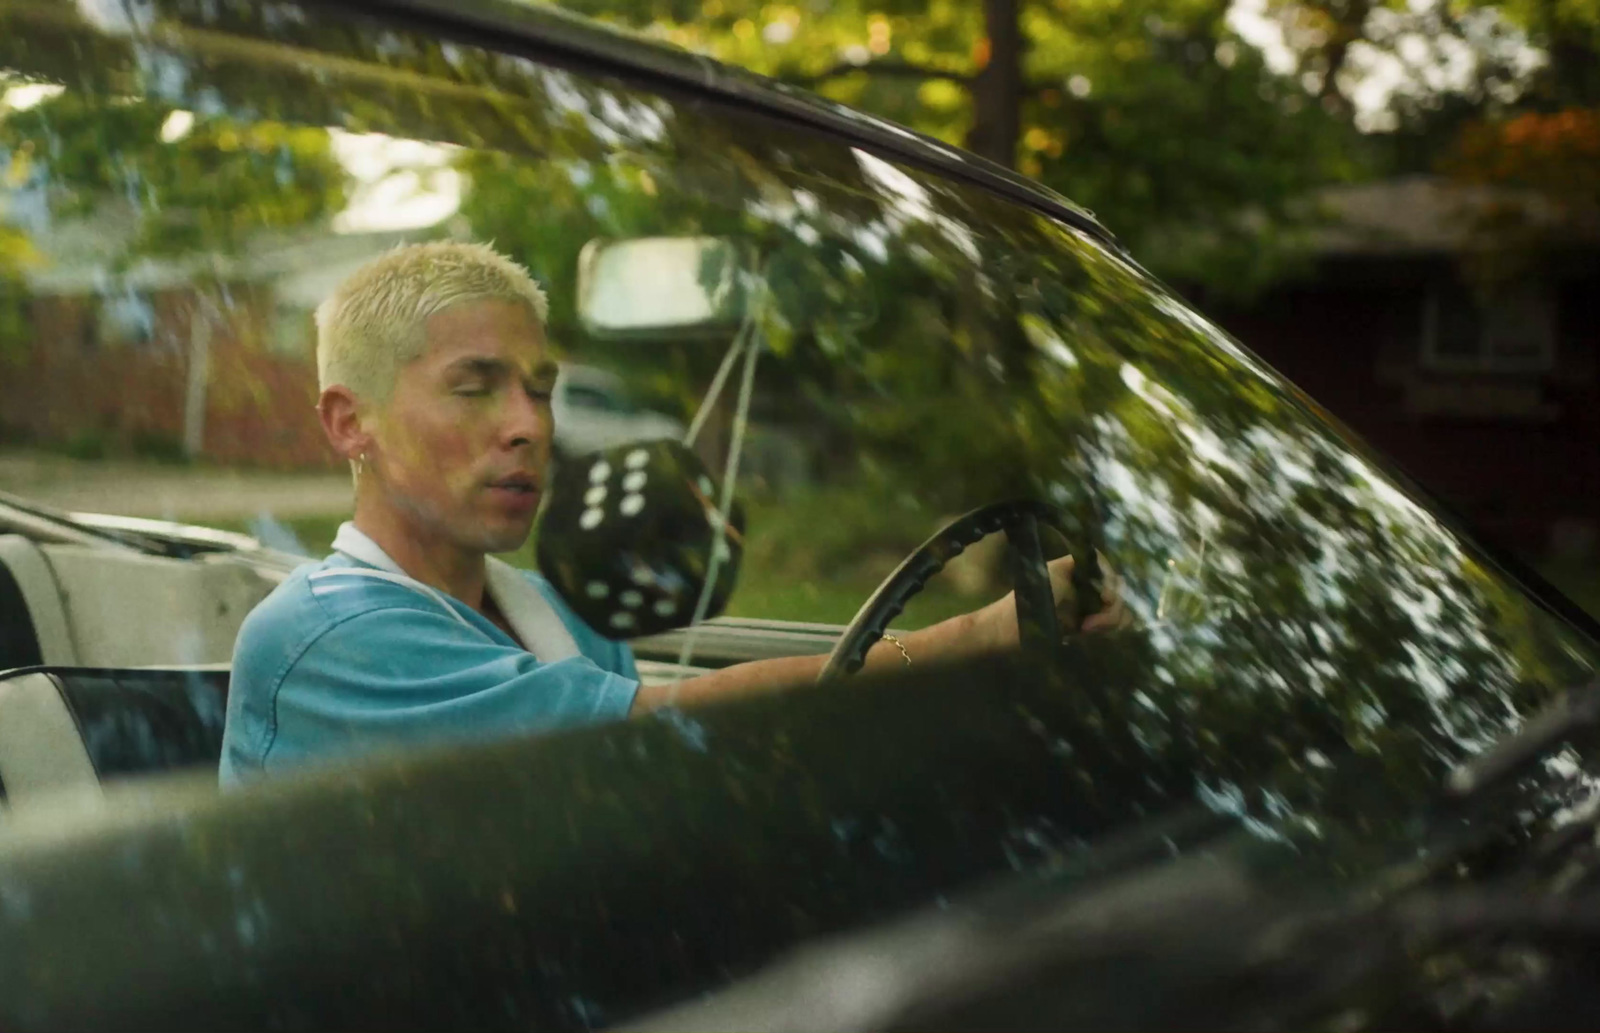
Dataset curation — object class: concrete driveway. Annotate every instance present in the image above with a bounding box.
[0,450,351,523]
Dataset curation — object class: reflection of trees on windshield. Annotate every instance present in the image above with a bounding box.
[0,2,349,457]
[1003,226,1596,806]
[3,0,1596,814]
[0,95,343,256]
[457,71,1600,802]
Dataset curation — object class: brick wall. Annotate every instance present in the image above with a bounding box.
[2,284,338,470]
[1205,257,1600,556]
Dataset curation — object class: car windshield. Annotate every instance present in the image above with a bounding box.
[1,0,1598,1018]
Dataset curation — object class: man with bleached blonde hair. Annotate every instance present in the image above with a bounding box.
[220,242,1122,785]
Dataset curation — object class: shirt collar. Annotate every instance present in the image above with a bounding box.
[329,522,406,576]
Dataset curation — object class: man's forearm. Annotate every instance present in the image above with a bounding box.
[629,606,994,714]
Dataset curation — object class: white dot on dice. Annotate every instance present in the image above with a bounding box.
[620,590,643,608]
[608,611,636,630]
[625,448,650,469]
[584,485,607,506]
[697,476,714,496]
[653,598,677,617]
[585,581,609,599]
[620,493,645,517]
[622,470,647,492]
[580,507,604,530]
[588,461,612,484]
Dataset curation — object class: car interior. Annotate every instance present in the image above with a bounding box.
[0,509,845,808]
[0,0,1075,816]
[9,0,1600,1026]
[0,525,264,805]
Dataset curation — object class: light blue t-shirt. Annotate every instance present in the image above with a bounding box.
[220,552,640,786]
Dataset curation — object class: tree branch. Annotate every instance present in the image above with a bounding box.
[1314,0,1372,113]
[783,62,1092,107]
[783,59,976,89]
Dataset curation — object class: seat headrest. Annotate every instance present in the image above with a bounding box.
[0,667,229,802]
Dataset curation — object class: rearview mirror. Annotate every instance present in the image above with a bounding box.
[577,237,748,339]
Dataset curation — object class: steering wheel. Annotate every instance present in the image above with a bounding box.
[817,499,1102,682]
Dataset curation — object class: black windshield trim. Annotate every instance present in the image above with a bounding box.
[303,0,1119,253]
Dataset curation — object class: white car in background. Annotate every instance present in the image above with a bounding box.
[551,363,684,459]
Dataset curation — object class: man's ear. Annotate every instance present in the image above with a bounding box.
[318,385,372,462]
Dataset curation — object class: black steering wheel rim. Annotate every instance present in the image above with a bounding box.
[817,499,1101,682]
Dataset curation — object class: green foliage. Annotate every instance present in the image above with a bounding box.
[1475,0,1600,107]
[129,431,190,465]
[0,8,350,461]
[543,0,1365,294]
[61,428,107,461]
[0,0,1587,815]
[1259,0,1600,168]
[0,94,346,261]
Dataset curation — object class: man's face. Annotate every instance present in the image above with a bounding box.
[369,299,556,555]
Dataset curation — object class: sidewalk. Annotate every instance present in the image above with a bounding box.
[0,450,351,523]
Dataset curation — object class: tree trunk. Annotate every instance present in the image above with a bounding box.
[1315,0,1371,117]
[966,0,1024,168]
[183,295,212,460]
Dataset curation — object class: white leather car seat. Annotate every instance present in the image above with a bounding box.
[0,671,98,800]
[0,666,229,807]
[0,535,79,670]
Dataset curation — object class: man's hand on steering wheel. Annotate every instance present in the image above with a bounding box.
[961,550,1132,657]
[639,503,1134,711]
[817,501,1135,681]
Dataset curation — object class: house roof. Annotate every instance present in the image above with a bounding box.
[15,212,425,299]
[1307,175,1600,256]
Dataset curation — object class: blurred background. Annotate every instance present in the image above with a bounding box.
[544,0,1600,604]
[1,0,1597,618]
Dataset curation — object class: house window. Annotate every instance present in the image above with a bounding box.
[271,300,313,357]
[94,290,156,349]
[1421,280,1556,373]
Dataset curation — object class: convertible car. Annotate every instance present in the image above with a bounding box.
[2,0,1600,1029]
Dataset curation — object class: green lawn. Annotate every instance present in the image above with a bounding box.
[216,510,983,628]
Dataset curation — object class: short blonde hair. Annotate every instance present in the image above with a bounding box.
[316,241,549,403]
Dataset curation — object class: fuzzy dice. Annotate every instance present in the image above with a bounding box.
[537,439,745,640]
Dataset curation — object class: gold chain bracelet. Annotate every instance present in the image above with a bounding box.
[880,633,912,667]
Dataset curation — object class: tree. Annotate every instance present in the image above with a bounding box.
[1447,105,1600,205]
[1253,0,1600,159]
[0,7,348,457]
[548,0,1365,294]
[2,0,1592,902]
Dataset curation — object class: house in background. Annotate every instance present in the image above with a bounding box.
[2,217,422,469]
[7,174,1595,559]
[1200,176,1600,559]
[1,215,697,478]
